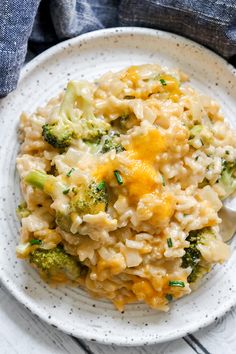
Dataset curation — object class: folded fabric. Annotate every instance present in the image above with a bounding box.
[0,0,236,96]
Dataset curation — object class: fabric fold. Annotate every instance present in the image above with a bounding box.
[0,0,236,96]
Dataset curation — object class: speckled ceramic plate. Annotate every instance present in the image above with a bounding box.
[0,27,236,346]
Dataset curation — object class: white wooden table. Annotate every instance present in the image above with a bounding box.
[1,282,235,354]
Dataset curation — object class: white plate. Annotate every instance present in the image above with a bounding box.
[0,27,236,346]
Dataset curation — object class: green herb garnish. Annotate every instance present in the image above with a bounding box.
[124,95,135,99]
[167,238,173,248]
[161,174,166,186]
[30,239,42,246]
[66,168,75,177]
[114,170,123,185]
[169,280,185,288]
[63,188,70,195]
[160,78,167,86]
[97,181,106,191]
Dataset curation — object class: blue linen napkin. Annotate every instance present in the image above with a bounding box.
[0,0,236,96]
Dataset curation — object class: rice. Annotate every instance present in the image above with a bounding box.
[16,64,235,311]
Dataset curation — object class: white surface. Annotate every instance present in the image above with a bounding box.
[0,27,236,346]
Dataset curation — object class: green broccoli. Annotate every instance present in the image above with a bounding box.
[55,181,108,231]
[80,118,110,142]
[70,181,108,215]
[25,169,109,232]
[42,81,110,149]
[186,262,209,283]
[100,133,124,153]
[182,230,201,283]
[16,202,31,218]
[42,123,73,149]
[182,228,212,283]
[55,212,73,233]
[29,246,81,281]
[112,113,139,132]
[24,170,67,200]
[218,160,236,199]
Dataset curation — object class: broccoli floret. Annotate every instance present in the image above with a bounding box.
[80,118,109,142]
[54,181,108,231]
[118,114,130,130]
[42,123,73,149]
[55,212,73,233]
[25,170,53,190]
[25,170,67,200]
[25,170,74,231]
[25,170,108,233]
[187,262,209,283]
[16,202,31,218]
[29,246,81,281]
[182,228,212,283]
[42,81,110,149]
[71,181,108,215]
[182,246,201,269]
[218,160,236,199]
[100,133,124,153]
[112,113,139,132]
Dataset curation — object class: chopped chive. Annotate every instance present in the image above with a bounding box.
[167,238,173,248]
[225,150,230,155]
[165,294,173,302]
[63,188,70,195]
[195,156,199,161]
[114,170,123,185]
[161,174,166,186]
[30,239,42,246]
[169,280,185,288]
[124,95,135,99]
[97,181,106,191]
[160,78,167,86]
[66,168,75,177]
[183,213,188,217]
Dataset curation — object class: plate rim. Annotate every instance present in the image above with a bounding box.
[1,26,236,346]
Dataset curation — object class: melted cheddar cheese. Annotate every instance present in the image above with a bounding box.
[94,129,168,203]
[121,65,140,87]
[126,129,167,162]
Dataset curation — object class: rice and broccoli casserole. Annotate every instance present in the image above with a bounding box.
[16,64,236,311]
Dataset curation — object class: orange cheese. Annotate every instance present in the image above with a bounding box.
[113,294,137,311]
[159,74,181,101]
[149,193,175,226]
[132,280,156,300]
[122,129,167,201]
[94,129,169,204]
[126,129,167,162]
[124,159,157,202]
[93,159,117,182]
[121,66,140,86]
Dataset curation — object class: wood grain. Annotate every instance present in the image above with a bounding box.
[1,282,235,354]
